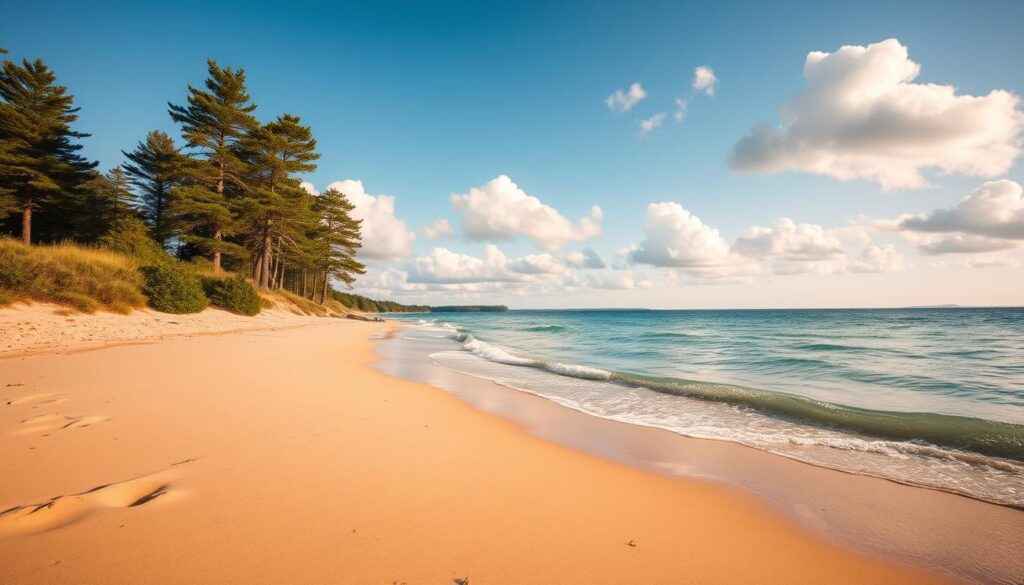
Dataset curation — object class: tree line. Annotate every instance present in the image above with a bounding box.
[0,49,365,304]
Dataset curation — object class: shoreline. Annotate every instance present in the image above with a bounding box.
[375,321,1024,585]
[0,311,982,584]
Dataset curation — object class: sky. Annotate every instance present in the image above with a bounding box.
[3,0,1023,308]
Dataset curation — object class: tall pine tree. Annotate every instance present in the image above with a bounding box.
[168,60,256,269]
[0,57,95,244]
[240,114,319,288]
[312,188,365,304]
[122,130,183,247]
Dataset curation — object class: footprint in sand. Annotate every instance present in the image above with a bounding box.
[17,413,109,435]
[0,461,194,536]
[4,393,68,408]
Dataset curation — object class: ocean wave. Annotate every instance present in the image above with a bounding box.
[445,329,1024,462]
[462,336,532,366]
[547,362,612,380]
[523,324,568,333]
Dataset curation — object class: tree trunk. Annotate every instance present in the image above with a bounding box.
[212,229,222,271]
[213,148,225,271]
[21,205,32,245]
[274,255,284,289]
[259,229,272,289]
[301,269,307,298]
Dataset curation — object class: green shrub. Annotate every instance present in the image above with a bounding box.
[0,238,146,313]
[98,217,173,265]
[201,274,261,316]
[140,263,208,314]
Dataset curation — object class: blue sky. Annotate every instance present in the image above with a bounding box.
[3,0,1023,307]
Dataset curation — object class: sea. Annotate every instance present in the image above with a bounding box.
[384,308,1024,508]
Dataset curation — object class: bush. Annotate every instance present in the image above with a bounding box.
[98,217,173,266]
[201,274,261,316]
[140,263,208,314]
[0,238,146,313]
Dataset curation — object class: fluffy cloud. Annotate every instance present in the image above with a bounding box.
[735,218,849,275]
[299,181,318,195]
[320,179,416,262]
[904,233,1017,256]
[735,218,845,261]
[639,113,667,136]
[566,248,605,269]
[627,202,756,279]
[730,39,1024,190]
[407,245,521,284]
[451,175,602,250]
[673,98,688,122]
[575,270,654,290]
[851,244,907,273]
[606,82,647,113]
[899,180,1024,239]
[358,245,648,300]
[422,218,454,241]
[509,253,569,275]
[693,66,718,96]
[629,205,907,278]
[879,180,1024,256]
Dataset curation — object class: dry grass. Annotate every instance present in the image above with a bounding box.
[260,288,350,317]
[0,239,146,313]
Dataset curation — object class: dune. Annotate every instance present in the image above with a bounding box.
[0,308,957,584]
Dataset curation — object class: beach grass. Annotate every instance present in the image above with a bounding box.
[0,238,146,313]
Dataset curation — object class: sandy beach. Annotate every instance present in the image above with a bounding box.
[0,306,978,584]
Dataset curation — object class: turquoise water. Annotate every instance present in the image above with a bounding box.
[389,308,1024,507]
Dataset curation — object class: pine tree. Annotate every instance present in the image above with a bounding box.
[0,57,96,244]
[168,60,257,269]
[89,166,136,228]
[239,114,319,288]
[122,130,183,247]
[312,188,366,304]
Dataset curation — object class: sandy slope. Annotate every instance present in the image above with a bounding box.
[0,317,955,584]
[0,302,326,358]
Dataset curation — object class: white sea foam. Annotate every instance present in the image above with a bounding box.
[461,337,533,366]
[546,362,612,380]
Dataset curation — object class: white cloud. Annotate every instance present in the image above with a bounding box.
[735,218,845,261]
[729,39,1024,190]
[628,202,755,279]
[362,244,649,301]
[673,98,688,122]
[907,233,1018,256]
[566,248,605,269]
[693,66,718,96]
[321,179,416,262]
[299,181,318,195]
[451,175,602,251]
[422,218,454,241]
[735,218,848,275]
[851,244,907,273]
[899,180,1024,239]
[509,253,569,275]
[605,82,647,113]
[878,180,1024,256]
[407,245,521,284]
[639,113,667,136]
[577,270,654,290]
[959,256,1019,269]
